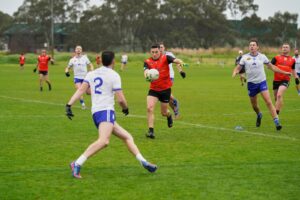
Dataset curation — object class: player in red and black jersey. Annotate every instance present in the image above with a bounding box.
[19,53,25,70]
[33,49,54,91]
[143,44,186,139]
[271,43,299,114]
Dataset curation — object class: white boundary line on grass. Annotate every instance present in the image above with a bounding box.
[0,95,297,141]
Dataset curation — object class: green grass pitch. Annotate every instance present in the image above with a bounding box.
[0,52,299,199]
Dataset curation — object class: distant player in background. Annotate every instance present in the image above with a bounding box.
[66,51,157,178]
[144,44,186,139]
[96,54,101,68]
[271,43,299,115]
[232,39,291,130]
[33,49,53,91]
[19,53,25,70]
[293,49,300,95]
[120,53,128,71]
[65,45,94,109]
[235,50,246,86]
[159,42,186,119]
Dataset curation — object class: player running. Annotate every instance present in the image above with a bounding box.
[65,45,94,109]
[271,43,299,115]
[19,53,25,70]
[33,49,53,91]
[293,49,300,95]
[232,39,291,130]
[66,51,157,178]
[144,44,186,139]
[159,43,186,119]
[235,50,246,86]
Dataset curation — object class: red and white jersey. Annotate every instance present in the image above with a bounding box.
[144,54,175,91]
[271,55,295,81]
[37,55,51,71]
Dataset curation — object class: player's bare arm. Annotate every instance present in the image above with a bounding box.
[266,63,291,76]
[115,90,129,115]
[232,65,241,77]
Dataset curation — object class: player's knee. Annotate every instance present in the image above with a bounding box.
[161,110,168,116]
[97,139,109,148]
[147,105,154,113]
[276,93,282,100]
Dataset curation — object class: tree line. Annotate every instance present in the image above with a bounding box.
[0,0,299,52]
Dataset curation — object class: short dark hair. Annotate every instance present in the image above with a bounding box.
[151,44,160,49]
[249,38,258,46]
[101,51,115,66]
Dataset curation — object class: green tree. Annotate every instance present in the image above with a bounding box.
[266,11,298,45]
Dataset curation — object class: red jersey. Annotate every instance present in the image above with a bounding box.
[271,55,295,81]
[144,54,174,91]
[37,55,51,71]
[19,55,25,64]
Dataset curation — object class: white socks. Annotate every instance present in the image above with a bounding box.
[75,155,87,166]
[136,153,147,163]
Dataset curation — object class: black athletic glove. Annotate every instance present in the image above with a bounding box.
[65,104,74,120]
[296,78,300,85]
[33,68,37,73]
[122,108,129,116]
[65,72,70,77]
[180,71,186,78]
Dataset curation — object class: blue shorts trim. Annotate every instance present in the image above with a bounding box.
[297,73,300,77]
[92,110,115,128]
[74,78,84,84]
[247,80,268,97]
[112,88,122,91]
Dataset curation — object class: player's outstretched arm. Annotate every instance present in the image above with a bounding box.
[65,67,71,77]
[173,58,187,78]
[266,63,291,76]
[115,90,129,115]
[232,65,241,77]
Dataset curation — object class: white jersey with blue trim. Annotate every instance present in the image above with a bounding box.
[239,53,270,84]
[293,56,300,73]
[166,51,175,79]
[84,66,122,114]
[68,55,91,79]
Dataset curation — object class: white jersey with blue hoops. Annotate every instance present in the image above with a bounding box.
[165,51,175,79]
[68,55,91,79]
[84,66,122,114]
[239,53,270,84]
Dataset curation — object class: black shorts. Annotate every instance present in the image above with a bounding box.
[273,80,289,90]
[39,71,48,76]
[148,88,171,103]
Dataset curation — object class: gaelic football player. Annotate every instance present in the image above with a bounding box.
[271,43,299,114]
[144,44,186,139]
[293,49,300,95]
[66,51,157,178]
[65,45,94,109]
